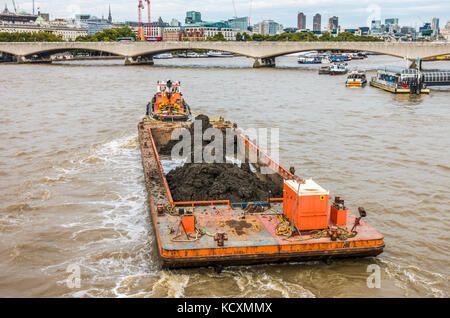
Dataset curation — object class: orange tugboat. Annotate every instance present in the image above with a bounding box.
[146,80,192,122]
[138,81,384,269]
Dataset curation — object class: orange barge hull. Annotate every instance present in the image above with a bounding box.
[138,119,385,269]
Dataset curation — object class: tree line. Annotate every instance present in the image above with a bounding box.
[1,27,382,43]
[235,31,383,42]
[75,27,137,42]
[0,31,64,42]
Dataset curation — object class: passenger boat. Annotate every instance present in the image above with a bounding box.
[370,67,430,94]
[298,56,321,64]
[207,51,234,58]
[137,83,385,269]
[346,70,367,87]
[329,63,348,75]
[154,53,173,59]
[187,52,208,58]
[146,81,192,122]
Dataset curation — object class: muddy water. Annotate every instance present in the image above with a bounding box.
[0,55,449,298]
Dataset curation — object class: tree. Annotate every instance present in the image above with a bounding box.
[75,26,137,42]
[207,32,226,41]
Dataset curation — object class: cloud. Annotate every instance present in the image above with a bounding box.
[16,0,450,28]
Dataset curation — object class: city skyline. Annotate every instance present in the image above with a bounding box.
[9,0,450,29]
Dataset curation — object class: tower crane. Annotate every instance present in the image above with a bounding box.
[146,0,151,38]
[11,0,17,13]
[138,0,145,40]
[248,0,253,31]
[232,0,237,19]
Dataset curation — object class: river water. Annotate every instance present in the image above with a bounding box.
[0,55,449,298]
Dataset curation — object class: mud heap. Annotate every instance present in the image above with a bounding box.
[165,115,283,203]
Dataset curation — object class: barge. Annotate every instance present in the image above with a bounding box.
[138,81,385,269]
[370,67,430,94]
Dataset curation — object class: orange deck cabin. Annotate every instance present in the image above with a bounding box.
[149,81,191,122]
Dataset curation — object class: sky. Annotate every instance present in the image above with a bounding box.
[6,0,450,29]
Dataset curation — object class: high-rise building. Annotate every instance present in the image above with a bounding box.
[328,16,338,32]
[385,18,399,25]
[313,13,321,32]
[228,17,249,31]
[370,20,382,36]
[170,19,181,27]
[297,12,306,29]
[431,17,440,36]
[185,11,202,24]
[253,20,284,35]
[371,20,381,30]
[442,20,450,41]
[385,18,400,34]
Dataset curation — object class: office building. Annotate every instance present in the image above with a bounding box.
[253,20,284,35]
[227,17,249,31]
[313,14,321,32]
[297,12,306,29]
[328,16,338,32]
[185,11,202,24]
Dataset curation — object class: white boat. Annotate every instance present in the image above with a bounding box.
[154,53,173,59]
[346,70,367,86]
[186,52,208,58]
[329,63,348,75]
[298,56,321,64]
[207,51,234,58]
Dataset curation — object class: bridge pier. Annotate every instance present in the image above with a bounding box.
[253,57,276,68]
[409,58,423,71]
[125,56,154,66]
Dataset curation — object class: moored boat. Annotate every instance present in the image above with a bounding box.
[207,51,234,58]
[154,53,173,59]
[298,56,321,64]
[346,70,367,87]
[146,80,192,122]
[318,65,331,75]
[370,67,430,94]
[329,63,348,75]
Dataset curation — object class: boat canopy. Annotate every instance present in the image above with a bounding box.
[377,66,420,76]
[157,81,181,93]
[422,72,450,84]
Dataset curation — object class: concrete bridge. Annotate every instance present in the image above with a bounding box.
[0,41,449,68]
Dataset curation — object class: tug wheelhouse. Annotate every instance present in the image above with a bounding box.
[147,80,192,122]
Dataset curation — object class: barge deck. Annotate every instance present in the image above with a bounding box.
[138,118,385,269]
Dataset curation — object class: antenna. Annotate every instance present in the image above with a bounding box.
[248,0,253,29]
[232,0,237,18]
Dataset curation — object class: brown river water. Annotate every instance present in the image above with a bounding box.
[0,55,449,298]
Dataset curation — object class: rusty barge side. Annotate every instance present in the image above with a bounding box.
[138,119,385,269]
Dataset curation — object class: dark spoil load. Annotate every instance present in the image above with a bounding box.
[163,114,283,203]
[166,162,282,203]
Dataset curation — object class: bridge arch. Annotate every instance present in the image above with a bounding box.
[422,52,450,60]
[129,46,246,58]
[22,47,124,58]
[261,47,405,60]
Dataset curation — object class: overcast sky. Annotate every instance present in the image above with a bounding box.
[8,0,450,29]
